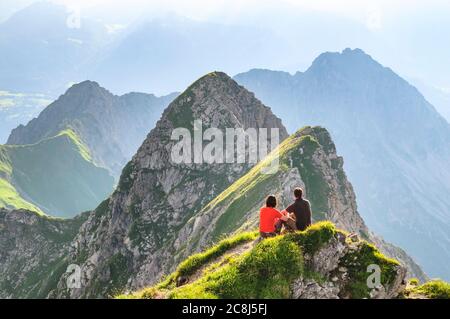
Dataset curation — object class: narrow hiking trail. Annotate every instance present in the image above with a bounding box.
[185,240,256,284]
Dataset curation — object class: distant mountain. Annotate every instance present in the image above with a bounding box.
[0,129,113,217]
[0,2,111,93]
[235,48,450,280]
[0,3,287,96]
[87,16,287,94]
[0,90,50,143]
[7,81,177,177]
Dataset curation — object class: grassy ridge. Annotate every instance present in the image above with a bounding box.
[0,129,113,217]
[404,280,450,299]
[0,146,43,213]
[119,222,402,299]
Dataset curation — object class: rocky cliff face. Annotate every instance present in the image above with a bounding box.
[7,81,177,177]
[50,72,288,298]
[0,209,88,298]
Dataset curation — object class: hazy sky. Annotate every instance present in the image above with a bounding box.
[1,0,450,92]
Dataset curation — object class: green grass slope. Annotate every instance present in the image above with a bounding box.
[0,129,114,217]
[0,145,43,214]
[119,222,401,299]
[403,280,450,299]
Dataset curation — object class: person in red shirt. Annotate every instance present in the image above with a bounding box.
[259,195,288,238]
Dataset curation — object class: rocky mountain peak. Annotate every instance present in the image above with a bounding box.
[160,71,287,132]
[50,72,288,297]
[57,80,117,116]
[65,80,104,96]
[305,48,386,80]
[7,81,113,145]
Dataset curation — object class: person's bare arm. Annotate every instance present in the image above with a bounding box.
[278,210,289,221]
[283,203,296,221]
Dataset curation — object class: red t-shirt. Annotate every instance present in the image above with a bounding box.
[260,207,283,233]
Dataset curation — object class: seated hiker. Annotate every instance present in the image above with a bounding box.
[283,187,312,231]
[259,195,288,238]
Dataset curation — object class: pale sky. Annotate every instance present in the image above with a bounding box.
[4,0,449,26]
[1,0,450,92]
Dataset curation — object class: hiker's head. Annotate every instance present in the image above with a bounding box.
[294,187,303,199]
[266,195,277,208]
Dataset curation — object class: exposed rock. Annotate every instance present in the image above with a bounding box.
[291,232,406,299]
[348,233,359,242]
[291,279,340,299]
[0,209,87,298]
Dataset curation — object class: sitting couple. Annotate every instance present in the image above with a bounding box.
[259,187,312,238]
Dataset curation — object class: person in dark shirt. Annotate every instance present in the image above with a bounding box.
[284,187,312,231]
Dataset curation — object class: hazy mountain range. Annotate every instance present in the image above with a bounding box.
[3,1,450,108]
[0,2,285,96]
[234,48,450,280]
[0,2,112,94]
[0,90,50,143]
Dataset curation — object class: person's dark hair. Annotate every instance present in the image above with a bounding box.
[294,187,303,199]
[266,195,277,208]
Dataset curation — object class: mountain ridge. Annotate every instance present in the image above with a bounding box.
[0,129,114,217]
